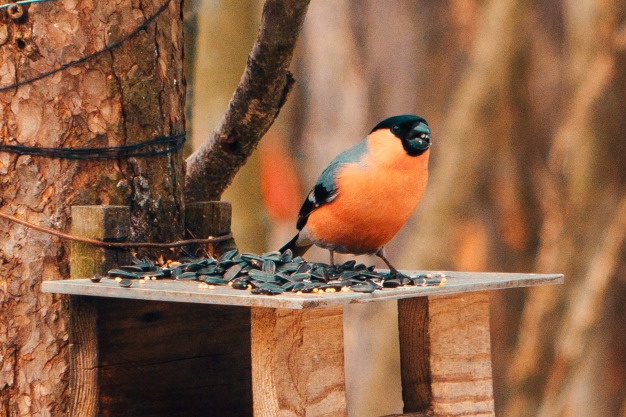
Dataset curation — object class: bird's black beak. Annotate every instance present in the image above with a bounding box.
[405,122,431,155]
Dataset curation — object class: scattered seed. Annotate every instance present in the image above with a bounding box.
[224,263,243,281]
[119,278,132,288]
[106,252,447,296]
[262,260,276,274]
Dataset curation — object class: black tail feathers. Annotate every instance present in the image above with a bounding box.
[279,233,312,258]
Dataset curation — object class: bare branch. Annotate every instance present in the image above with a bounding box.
[185,0,311,201]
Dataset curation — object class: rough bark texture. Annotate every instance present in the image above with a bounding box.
[184,0,310,201]
[0,0,184,414]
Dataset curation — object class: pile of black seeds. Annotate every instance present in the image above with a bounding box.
[101,249,446,295]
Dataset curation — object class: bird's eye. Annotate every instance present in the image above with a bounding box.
[392,125,400,133]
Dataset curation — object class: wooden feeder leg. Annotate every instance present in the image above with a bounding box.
[68,205,130,417]
[251,306,348,417]
[398,297,432,414]
[398,293,495,417]
[68,296,99,417]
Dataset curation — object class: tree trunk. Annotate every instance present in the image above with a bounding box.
[0,0,184,414]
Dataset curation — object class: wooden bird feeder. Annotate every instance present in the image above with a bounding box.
[42,204,562,417]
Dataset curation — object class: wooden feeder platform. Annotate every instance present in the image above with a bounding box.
[44,271,559,310]
[41,204,563,417]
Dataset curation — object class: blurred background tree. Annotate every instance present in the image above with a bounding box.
[187,0,625,416]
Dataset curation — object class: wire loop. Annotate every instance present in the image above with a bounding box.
[0,132,185,159]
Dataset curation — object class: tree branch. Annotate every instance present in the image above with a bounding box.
[185,0,310,201]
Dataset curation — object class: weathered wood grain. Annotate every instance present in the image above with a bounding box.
[68,205,131,416]
[428,293,495,417]
[398,297,432,413]
[70,205,131,279]
[251,306,347,417]
[68,296,99,417]
[43,272,563,310]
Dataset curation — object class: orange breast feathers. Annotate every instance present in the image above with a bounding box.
[305,129,430,254]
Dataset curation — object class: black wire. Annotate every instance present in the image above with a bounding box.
[0,0,173,92]
[0,132,185,159]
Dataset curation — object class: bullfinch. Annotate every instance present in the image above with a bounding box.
[280,114,431,276]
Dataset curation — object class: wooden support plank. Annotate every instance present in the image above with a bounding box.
[44,272,564,310]
[428,293,495,417]
[68,296,99,417]
[398,293,495,417]
[68,205,130,416]
[251,306,348,417]
[66,204,252,416]
[398,297,432,413]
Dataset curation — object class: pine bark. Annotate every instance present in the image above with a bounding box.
[0,0,184,414]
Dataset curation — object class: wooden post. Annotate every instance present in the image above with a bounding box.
[70,205,130,279]
[67,204,253,417]
[185,201,236,257]
[69,205,130,417]
[251,306,348,417]
[398,293,495,417]
[68,296,99,417]
[398,297,432,414]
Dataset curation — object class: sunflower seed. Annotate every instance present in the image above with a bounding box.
[201,276,228,285]
[176,272,198,280]
[382,279,401,288]
[262,260,276,274]
[224,263,243,281]
[119,278,133,288]
[351,282,375,293]
[108,269,142,279]
[251,282,284,295]
[280,249,293,262]
[219,249,238,262]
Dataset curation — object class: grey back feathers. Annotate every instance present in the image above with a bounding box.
[296,139,369,230]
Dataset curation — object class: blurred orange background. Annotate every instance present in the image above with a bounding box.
[185,1,626,416]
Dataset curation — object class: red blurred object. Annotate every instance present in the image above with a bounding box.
[259,132,302,221]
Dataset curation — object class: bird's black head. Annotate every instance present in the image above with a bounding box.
[371,114,431,156]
